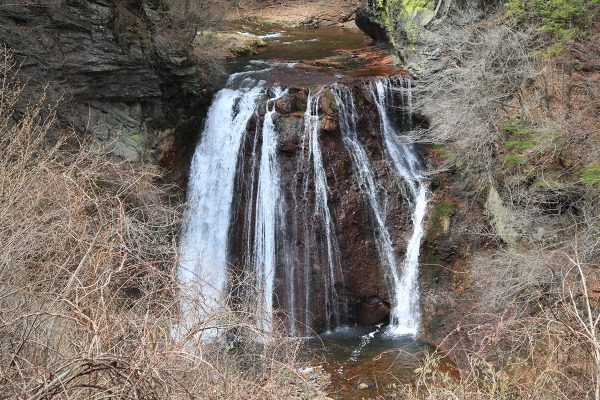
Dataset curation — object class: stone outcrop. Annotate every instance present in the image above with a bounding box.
[356,0,504,70]
[0,0,211,167]
[357,296,391,325]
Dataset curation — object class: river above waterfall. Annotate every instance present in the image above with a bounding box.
[223,21,406,85]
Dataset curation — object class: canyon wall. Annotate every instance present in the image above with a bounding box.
[0,0,210,172]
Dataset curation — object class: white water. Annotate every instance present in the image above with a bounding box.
[371,78,428,334]
[304,90,344,331]
[253,87,288,332]
[178,77,265,336]
[332,85,410,334]
[333,78,428,335]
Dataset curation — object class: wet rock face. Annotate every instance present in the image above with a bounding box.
[228,83,419,333]
[0,0,209,165]
[358,296,391,325]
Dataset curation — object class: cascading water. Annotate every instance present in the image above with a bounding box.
[332,85,408,333]
[173,23,439,400]
[303,90,345,332]
[180,68,427,337]
[252,87,287,332]
[371,78,428,333]
[332,78,428,335]
[178,76,265,336]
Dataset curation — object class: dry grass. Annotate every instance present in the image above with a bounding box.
[0,48,319,399]
[374,244,599,399]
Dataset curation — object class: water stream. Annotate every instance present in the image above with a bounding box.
[179,21,433,396]
[303,89,345,332]
[333,79,428,335]
[252,87,288,332]
[371,78,429,333]
[178,77,265,337]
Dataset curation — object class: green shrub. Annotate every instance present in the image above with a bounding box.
[581,162,600,189]
[502,153,527,165]
[501,117,561,159]
[505,0,600,54]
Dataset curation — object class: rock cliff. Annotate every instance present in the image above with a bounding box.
[0,0,210,168]
[356,0,503,69]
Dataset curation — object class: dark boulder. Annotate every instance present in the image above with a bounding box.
[358,296,391,325]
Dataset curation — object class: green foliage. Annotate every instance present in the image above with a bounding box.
[501,117,561,160]
[504,0,600,54]
[581,162,600,189]
[501,117,535,137]
[502,153,527,165]
[502,118,537,158]
[430,143,450,163]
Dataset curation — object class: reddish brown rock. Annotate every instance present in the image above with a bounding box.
[321,115,337,132]
[358,296,391,325]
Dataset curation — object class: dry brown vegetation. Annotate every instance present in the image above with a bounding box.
[398,6,600,400]
[0,48,322,399]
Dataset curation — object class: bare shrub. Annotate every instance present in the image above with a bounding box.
[385,241,599,399]
[0,47,317,399]
[403,10,541,195]
[162,0,221,43]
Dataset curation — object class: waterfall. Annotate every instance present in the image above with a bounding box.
[252,87,287,332]
[334,78,428,335]
[371,77,428,334]
[303,90,345,332]
[179,73,427,337]
[278,90,347,335]
[179,78,265,336]
[332,85,407,331]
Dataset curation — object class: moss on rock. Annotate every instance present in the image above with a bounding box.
[366,0,438,46]
[426,199,458,241]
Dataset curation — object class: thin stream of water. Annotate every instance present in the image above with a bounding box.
[371,78,429,333]
[253,87,288,332]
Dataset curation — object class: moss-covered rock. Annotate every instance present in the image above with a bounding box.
[357,0,447,47]
[422,198,458,279]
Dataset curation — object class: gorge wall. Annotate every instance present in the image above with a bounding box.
[0,0,210,172]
